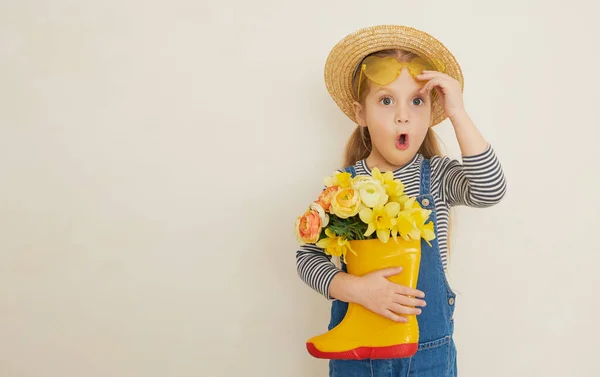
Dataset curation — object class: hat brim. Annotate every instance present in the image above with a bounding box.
[324,25,464,127]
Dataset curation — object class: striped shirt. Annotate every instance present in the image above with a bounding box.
[295,144,507,299]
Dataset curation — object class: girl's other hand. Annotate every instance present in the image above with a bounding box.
[353,266,426,322]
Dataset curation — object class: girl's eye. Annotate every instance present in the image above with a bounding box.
[413,98,425,106]
[381,97,393,106]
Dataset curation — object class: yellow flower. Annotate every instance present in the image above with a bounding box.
[359,202,400,243]
[410,206,435,246]
[324,171,352,189]
[390,204,436,246]
[421,221,436,246]
[391,211,421,242]
[351,175,388,208]
[372,168,405,202]
[396,195,420,211]
[330,187,362,219]
[316,229,355,258]
[411,207,431,228]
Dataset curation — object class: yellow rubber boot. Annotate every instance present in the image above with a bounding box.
[306,238,421,360]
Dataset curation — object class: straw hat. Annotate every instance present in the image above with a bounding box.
[324,25,464,127]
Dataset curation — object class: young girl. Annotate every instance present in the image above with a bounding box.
[296,25,507,376]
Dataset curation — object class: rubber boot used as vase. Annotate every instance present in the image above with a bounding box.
[306,238,421,360]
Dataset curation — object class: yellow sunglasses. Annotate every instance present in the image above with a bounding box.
[356,56,446,100]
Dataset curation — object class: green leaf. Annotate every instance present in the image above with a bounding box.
[325,214,370,241]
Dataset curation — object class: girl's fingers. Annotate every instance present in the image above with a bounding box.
[418,71,447,80]
[395,294,427,308]
[421,70,451,77]
[389,302,422,316]
[420,78,444,94]
[416,73,436,83]
[383,309,408,323]
[395,285,425,298]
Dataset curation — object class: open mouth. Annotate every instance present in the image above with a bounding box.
[396,133,409,150]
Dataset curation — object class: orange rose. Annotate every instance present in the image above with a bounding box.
[316,186,338,212]
[294,209,323,245]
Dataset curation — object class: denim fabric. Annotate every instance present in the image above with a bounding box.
[329,160,458,377]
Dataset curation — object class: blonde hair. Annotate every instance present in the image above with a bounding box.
[343,49,453,260]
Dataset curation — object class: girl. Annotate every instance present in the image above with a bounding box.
[296,25,507,376]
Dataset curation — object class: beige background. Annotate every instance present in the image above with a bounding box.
[1,0,599,376]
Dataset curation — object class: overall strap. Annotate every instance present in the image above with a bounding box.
[419,159,432,196]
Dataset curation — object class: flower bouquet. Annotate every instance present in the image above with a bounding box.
[294,168,436,360]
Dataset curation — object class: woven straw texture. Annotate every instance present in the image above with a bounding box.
[324,25,464,127]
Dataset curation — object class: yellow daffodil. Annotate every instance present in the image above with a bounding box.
[316,229,355,258]
[408,205,435,246]
[421,221,436,246]
[391,211,421,242]
[372,168,405,202]
[390,205,436,245]
[324,171,352,189]
[359,202,400,243]
[411,207,431,228]
[396,195,421,211]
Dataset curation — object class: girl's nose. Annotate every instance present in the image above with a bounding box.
[396,104,409,124]
[396,114,409,124]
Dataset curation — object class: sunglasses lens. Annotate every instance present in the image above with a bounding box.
[363,56,402,86]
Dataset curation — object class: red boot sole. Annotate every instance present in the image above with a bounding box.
[306,342,418,360]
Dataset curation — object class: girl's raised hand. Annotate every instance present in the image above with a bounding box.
[417,70,466,120]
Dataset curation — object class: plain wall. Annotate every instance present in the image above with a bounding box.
[1,0,599,376]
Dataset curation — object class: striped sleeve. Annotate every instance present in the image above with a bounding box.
[295,169,345,300]
[434,144,507,207]
[296,244,342,300]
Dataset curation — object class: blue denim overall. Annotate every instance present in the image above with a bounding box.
[328,160,458,377]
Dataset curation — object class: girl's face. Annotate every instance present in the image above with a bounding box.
[353,68,432,171]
